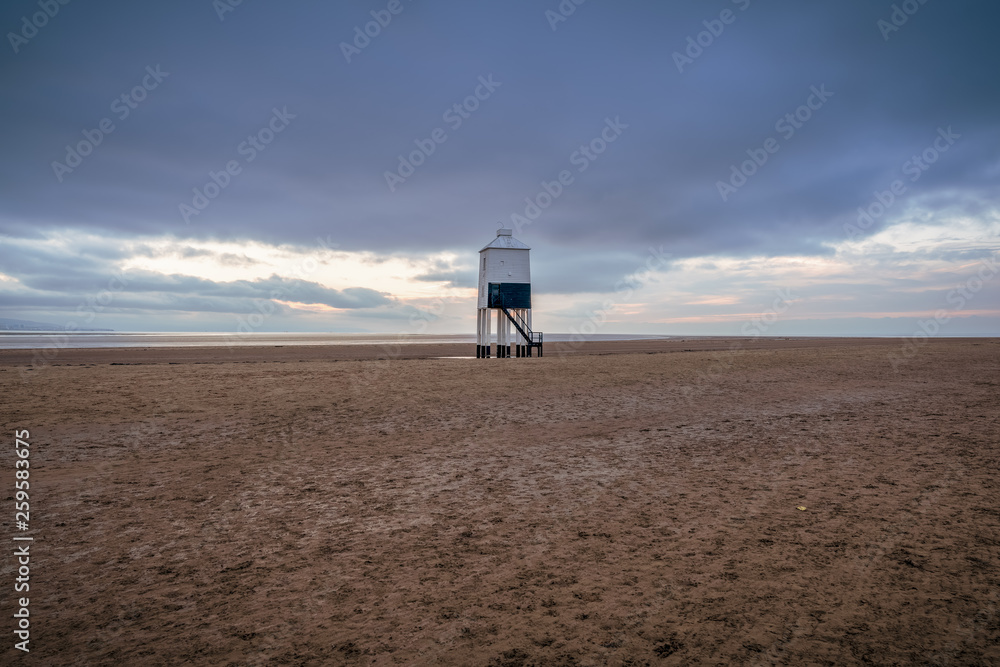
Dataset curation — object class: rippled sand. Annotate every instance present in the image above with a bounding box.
[1,338,997,665]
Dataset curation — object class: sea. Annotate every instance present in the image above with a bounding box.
[0,332,672,350]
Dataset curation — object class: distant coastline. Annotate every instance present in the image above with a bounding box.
[0,331,672,350]
[0,317,113,332]
[0,331,995,351]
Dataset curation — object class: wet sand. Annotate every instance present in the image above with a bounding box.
[0,335,919,366]
[1,338,998,664]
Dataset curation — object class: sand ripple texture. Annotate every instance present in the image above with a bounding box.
[1,339,998,665]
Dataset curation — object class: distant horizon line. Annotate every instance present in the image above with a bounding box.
[1,331,998,339]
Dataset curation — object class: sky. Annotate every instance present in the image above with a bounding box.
[1,0,998,336]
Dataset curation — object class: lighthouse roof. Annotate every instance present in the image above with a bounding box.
[480,228,530,251]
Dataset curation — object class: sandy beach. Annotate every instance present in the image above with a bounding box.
[1,337,998,665]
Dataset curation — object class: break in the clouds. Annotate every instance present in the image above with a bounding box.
[0,0,998,334]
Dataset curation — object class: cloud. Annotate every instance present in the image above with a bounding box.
[0,2,995,255]
[412,270,476,289]
[1,1,999,333]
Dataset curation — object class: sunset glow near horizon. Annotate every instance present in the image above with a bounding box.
[2,2,998,336]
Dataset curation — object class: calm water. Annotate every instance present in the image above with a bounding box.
[0,332,672,350]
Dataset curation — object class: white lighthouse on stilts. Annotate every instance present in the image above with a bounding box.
[476,227,542,358]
